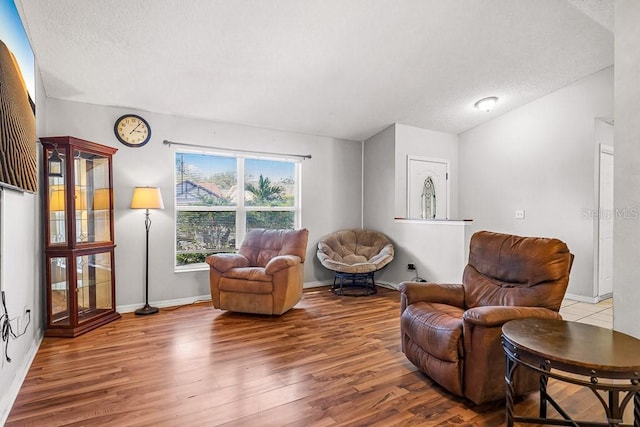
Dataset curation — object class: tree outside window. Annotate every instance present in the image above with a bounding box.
[175,152,300,267]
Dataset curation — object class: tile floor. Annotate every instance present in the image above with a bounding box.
[560,298,613,329]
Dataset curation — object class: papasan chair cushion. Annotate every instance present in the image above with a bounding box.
[317,229,395,274]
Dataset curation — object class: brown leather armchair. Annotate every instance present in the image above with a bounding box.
[399,231,573,405]
[206,228,309,315]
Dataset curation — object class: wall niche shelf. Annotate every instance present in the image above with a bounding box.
[394,218,473,226]
[41,136,120,337]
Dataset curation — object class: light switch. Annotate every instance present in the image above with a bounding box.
[515,209,525,219]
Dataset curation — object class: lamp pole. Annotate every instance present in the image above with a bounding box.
[135,209,159,315]
[131,186,163,315]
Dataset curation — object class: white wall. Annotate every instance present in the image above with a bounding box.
[364,124,466,286]
[613,0,640,338]
[394,123,459,219]
[363,125,397,284]
[458,67,614,300]
[44,99,363,308]
[0,67,45,424]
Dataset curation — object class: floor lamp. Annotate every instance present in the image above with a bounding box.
[130,186,164,315]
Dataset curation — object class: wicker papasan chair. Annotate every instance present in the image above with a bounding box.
[316,229,394,296]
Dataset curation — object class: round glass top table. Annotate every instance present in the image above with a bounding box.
[502,318,640,427]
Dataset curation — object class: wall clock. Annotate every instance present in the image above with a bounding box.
[114,114,151,147]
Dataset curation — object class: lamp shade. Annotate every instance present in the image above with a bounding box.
[49,185,66,212]
[130,187,164,210]
[49,186,87,211]
[74,188,87,211]
[92,188,111,210]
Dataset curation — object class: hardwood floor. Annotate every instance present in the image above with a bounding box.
[6,287,626,426]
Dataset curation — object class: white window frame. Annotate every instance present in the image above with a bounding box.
[174,148,302,272]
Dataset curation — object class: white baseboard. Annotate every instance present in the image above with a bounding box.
[0,330,43,426]
[376,281,399,290]
[303,281,332,288]
[117,285,335,313]
[564,292,613,304]
[117,294,212,313]
[117,280,403,314]
[595,292,613,302]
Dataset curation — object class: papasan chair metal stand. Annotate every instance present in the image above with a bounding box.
[316,229,394,296]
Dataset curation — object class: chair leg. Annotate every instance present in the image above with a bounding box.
[369,272,377,294]
[331,273,345,294]
[331,272,376,296]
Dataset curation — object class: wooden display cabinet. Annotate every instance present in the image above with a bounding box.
[41,136,120,337]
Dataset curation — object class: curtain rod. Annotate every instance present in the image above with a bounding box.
[163,139,312,160]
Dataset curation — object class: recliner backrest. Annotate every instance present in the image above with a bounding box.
[462,231,573,311]
[239,228,309,267]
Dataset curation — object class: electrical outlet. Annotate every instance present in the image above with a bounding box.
[407,263,416,270]
[515,209,525,219]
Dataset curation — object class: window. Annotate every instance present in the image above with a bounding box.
[175,151,300,268]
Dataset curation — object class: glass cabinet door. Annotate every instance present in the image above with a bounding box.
[76,251,114,323]
[49,256,70,326]
[47,147,67,246]
[74,150,112,244]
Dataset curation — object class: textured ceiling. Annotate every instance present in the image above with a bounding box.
[16,0,613,141]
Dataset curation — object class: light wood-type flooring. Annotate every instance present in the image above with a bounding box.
[6,287,630,426]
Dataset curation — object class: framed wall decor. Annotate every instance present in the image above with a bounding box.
[0,0,37,193]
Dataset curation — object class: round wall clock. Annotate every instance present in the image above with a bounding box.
[114,114,151,147]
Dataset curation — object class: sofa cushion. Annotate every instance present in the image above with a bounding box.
[401,302,464,363]
[223,266,272,282]
[219,275,273,294]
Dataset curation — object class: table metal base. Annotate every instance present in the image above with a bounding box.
[505,354,640,426]
[502,321,640,427]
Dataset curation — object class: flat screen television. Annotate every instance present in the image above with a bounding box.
[0,0,36,193]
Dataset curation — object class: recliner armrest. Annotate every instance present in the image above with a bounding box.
[461,306,562,356]
[205,253,249,273]
[463,305,561,327]
[265,255,302,274]
[399,282,464,313]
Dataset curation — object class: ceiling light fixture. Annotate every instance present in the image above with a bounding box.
[474,96,499,112]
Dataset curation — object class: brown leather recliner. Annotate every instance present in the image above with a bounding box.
[205,228,309,315]
[400,231,574,405]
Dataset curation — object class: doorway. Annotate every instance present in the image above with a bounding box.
[595,118,614,301]
[407,156,449,219]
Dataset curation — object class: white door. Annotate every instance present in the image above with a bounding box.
[598,144,614,298]
[407,156,449,219]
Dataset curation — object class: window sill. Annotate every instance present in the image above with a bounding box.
[174,263,209,273]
